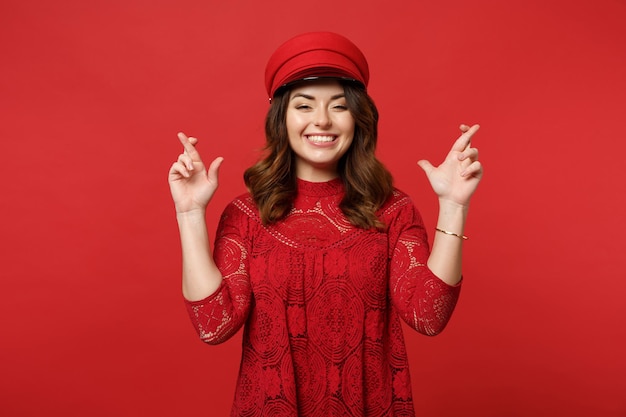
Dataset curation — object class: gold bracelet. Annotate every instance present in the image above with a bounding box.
[436,227,468,240]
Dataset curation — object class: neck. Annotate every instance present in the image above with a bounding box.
[295,166,339,182]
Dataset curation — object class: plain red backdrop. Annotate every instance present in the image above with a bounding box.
[1,0,625,416]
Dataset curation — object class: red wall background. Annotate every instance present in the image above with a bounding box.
[1,0,625,416]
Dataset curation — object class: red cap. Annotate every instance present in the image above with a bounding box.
[265,32,369,98]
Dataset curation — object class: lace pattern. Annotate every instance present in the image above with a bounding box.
[184,179,461,416]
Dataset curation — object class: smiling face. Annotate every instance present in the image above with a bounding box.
[286,79,355,182]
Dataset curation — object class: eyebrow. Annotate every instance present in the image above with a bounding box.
[290,93,346,101]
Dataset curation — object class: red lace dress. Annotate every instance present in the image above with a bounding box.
[185,178,461,417]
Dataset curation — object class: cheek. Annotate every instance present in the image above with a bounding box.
[286,113,305,134]
[342,119,356,140]
[342,113,356,134]
[344,137,355,152]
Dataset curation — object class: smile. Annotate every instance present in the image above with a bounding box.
[306,135,337,143]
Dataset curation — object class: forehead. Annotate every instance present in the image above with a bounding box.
[288,79,345,99]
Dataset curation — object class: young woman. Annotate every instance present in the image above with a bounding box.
[168,32,482,417]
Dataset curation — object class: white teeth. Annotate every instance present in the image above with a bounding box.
[307,135,335,143]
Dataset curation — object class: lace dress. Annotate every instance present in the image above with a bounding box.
[185,178,461,417]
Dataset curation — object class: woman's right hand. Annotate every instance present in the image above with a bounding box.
[168,132,224,214]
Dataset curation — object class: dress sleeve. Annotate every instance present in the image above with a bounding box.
[387,195,461,336]
[184,200,253,345]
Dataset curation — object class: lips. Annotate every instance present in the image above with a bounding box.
[306,135,337,144]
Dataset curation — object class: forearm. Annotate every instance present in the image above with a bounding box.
[427,199,469,286]
[176,210,223,301]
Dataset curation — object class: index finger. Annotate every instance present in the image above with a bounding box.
[451,124,480,152]
[177,132,200,158]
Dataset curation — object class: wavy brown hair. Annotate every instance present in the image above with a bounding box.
[243,80,394,230]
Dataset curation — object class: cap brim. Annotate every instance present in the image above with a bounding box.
[273,76,365,96]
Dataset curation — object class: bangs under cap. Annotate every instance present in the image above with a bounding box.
[265,32,369,99]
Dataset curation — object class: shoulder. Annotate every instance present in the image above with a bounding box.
[378,188,425,228]
[379,188,416,216]
[220,192,261,224]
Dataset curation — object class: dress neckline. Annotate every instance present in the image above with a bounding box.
[296,177,344,197]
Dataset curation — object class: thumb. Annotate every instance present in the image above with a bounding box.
[207,157,224,181]
[417,159,434,175]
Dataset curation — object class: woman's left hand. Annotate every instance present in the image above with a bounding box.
[417,124,483,207]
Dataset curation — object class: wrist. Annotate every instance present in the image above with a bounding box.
[436,198,468,237]
[437,198,469,215]
[176,208,207,222]
[435,227,468,240]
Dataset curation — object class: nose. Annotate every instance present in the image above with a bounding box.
[313,108,331,128]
